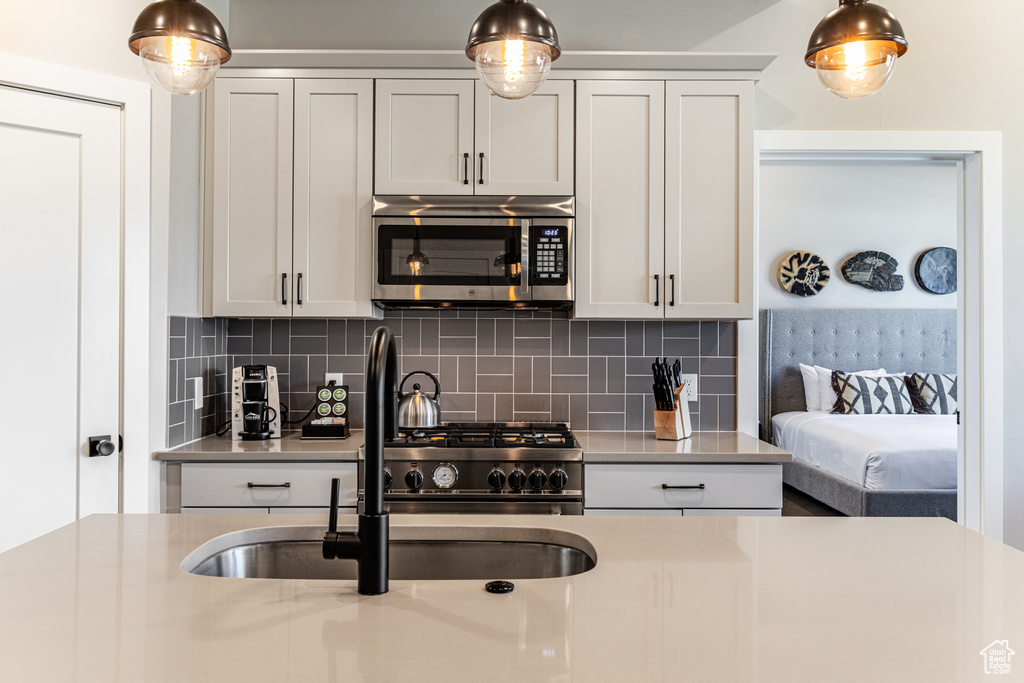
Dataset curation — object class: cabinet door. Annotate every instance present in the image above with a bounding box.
[212,78,294,316]
[574,81,665,319]
[375,80,475,195]
[664,81,753,319]
[475,80,574,196]
[293,79,378,318]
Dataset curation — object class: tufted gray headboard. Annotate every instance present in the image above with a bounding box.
[759,308,957,441]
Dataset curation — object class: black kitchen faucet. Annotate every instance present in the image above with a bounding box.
[322,326,397,595]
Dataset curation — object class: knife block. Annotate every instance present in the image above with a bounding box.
[654,384,693,440]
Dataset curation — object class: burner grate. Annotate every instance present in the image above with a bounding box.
[391,422,577,449]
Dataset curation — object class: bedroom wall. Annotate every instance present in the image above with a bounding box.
[759,159,959,309]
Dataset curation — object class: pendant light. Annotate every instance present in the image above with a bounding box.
[129,0,231,96]
[465,0,561,100]
[805,0,908,99]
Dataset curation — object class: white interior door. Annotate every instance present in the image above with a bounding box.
[0,85,122,553]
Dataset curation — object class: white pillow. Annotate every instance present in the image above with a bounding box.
[818,366,887,412]
[798,363,823,411]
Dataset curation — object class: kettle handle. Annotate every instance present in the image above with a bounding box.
[399,371,441,400]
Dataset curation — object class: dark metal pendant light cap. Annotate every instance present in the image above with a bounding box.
[129,0,231,62]
[805,0,907,66]
[465,0,560,61]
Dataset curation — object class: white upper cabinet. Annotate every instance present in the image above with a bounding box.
[575,81,665,319]
[575,80,754,320]
[212,78,293,317]
[211,77,377,318]
[374,80,475,195]
[375,79,574,196]
[475,80,574,195]
[293,79,376,317]
[664,81,753,319]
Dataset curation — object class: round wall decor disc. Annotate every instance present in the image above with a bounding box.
[841,250,904,292]
[777,251,830,297]
[914,247,956,294]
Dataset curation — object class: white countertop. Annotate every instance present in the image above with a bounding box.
[2,513,1021,681]
[576,430,792,463]
[157,430,789,465]
[155,430,363,461]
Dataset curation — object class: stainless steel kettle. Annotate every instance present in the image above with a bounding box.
[398,371,441,428]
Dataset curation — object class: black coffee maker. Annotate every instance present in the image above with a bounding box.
[231,365,281,440]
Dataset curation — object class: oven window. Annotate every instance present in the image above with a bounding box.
[378,224,521,286]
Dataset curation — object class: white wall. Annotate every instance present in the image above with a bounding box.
[0,0,151,81]
[759,159,958,309]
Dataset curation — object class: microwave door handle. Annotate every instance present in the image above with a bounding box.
[520,219,530,297]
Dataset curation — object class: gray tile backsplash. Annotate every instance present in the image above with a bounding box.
[167,317,229,448]
[167,311,737,446]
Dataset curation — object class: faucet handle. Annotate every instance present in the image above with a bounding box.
[328,477,340,533]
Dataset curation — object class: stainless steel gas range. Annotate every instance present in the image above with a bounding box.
[358,422,583,515]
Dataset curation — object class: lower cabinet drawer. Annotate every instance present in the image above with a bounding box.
[584,463,782,510]
[269,507,358,515]
[682,508,781,517]
[584,508,682,516]
[182,507,270,514]
[180,462,358,508]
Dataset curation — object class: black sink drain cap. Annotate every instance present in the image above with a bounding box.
[485,580,514,594]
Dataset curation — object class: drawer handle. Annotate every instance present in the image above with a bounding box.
[662,483,705,490]
[248,482,291,488]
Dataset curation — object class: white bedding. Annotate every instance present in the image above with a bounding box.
[771,412,957,490]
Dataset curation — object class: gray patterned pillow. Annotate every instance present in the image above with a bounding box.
[906,373,958,415]
[831,371,915,415]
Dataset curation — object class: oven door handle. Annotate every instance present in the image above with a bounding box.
[520,219,530,297]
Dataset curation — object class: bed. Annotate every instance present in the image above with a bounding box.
[759,308,957,519]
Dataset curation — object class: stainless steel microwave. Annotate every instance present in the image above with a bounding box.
[372,196,574,309]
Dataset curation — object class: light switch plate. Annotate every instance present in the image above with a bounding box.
[680,374,698,402]
[325,373,344,386]
[193,377,203,411]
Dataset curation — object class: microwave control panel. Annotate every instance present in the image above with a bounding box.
[530,225,568,286]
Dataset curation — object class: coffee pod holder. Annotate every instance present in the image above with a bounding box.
[654,384,693,441]
[301,385,351,439]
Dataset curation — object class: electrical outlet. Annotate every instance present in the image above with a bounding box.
[680,374,698,402]
[325,373,344,386]
[193,377,203,411]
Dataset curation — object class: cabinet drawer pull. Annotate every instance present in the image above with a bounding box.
[297,273,303,305]
[281,273,287,306]
[669,274,675,307]
[248,482,291,488]
[463,152,470,185]
[654,274,660,307]
[479,152,485,184]
[662,483,705,490]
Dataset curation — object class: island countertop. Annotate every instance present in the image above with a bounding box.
[2,513,1021,682]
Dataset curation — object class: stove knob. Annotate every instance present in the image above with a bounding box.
[549,468,568,491]
[382,467,392,490]
[405,469,423,490]
[508,468,526,491]
[488,467,506,490]
[529,468,547,490]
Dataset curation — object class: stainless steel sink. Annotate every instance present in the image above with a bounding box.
[183,525,597,581]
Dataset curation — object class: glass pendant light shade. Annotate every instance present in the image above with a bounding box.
[805,0,907,99]
[466,0,561,100]
[129,0,231,96]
